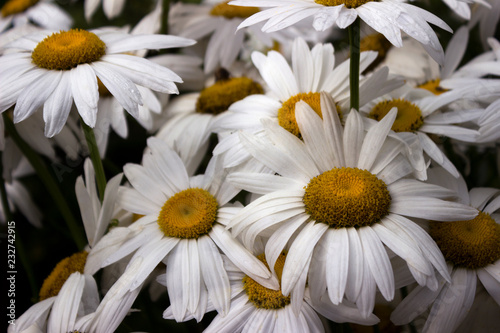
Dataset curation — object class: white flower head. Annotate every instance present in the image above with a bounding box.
[227,93,478,317]
[8,252,98,333]
[360,83,481,179]
[0,0,72,34]
[97,137,278,322]
[212,37,402,169]
[164,253,380,332]
[230,0,452,64]
[392,168,500,333]
[0,28,195,137]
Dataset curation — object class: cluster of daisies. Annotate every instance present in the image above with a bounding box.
[2,0,499,332]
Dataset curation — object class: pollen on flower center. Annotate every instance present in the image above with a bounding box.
[210,1,259,18]
[39,251,88,301]
[196,76,263,115]
[243,252,291,309]
[369,98,424,132]
[417,78,449,95]
[278,92,342,138]
[157,188,218,239]
[1,0,38,17]
[314,0,375,8]
[303,167,391,228]
[32,29,106,70]
[430,211,500,269]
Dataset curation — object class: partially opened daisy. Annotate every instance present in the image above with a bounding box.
[96,137,278,322]
[164,252,380,331]
[227,93,478,317]
[391,169,500,333]
[212,37,402,168]
[0,28,195,137]
[230,0,452,64]
[0,0,72,33]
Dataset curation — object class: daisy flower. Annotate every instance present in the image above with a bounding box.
[212,37,401,168]
[163,252,380,331]
[0,28,195,137]
[95,137,278,322]
[157,67,265,174]
[8,252,98,333]
[360,83,480,179]
[391,169,500,333]
[226,93,479,317]
[169,0,317,73]
[0,0,72,33]
[230,0,452,64]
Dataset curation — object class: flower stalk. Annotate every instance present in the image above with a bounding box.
[80,118,107,202]
[349,17,361,111]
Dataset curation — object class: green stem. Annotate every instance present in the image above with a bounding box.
[3,114,86,249]
[349,18,361,111]
[161,0,170,35]
[80,118,107,202]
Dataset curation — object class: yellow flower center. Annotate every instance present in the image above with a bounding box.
[39,251,88,301]
[359,33,392,71]
[196,76,263,115]
[1,0,38,17]
[210,1,259,18]
[314,0,375,8]
[243,252,291,309]
[369,98,424,132]
[430,211,500,269]
[32,29,106,70]
[303,167,391,228]
[417,78,449,96]
[157,188,218,239]
[278,92,342,138]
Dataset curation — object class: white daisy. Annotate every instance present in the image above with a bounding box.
[8,252,98,333]
[169,0,317,73]
[157,67,265,175]
[226,93,479,317]
[0,0,72,33]
[391,169,500,333]
[95,137,278,322]
[360,83,480,179]
[163,252,380,331]
[0,28,195,137]
[230,0,452,64]
[212,37,401,168]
